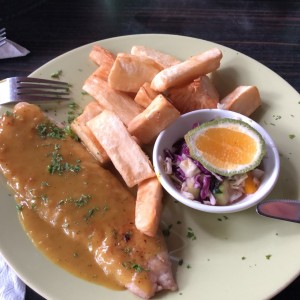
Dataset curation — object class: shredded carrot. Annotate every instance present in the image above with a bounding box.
[244,172,258,194]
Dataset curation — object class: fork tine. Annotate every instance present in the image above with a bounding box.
[0,28,6,45]
[17,83,69,90]
[14,94,70,102]
[16,77,69,86]
[17,89,69,96]
[0,77,71,104]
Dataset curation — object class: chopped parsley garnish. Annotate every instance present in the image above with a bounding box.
[16,204,23,212]
[67,102,82,124]
[64,125,79,141]
[58,194,91,207]
[265,254,272,260]
[289,134,296,139]
[186,227,196,240]
[4,111,13,116]
[51,70,62,79]
[84,207,99,221]
[36,123,65,140]
[178,259,184,266]
[122,261,147,273]
[74,194,91,207]
[47,146,81,175]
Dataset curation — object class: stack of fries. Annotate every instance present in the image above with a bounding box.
[71,44,261,237]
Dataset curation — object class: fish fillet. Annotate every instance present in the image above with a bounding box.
[0,103,177,299]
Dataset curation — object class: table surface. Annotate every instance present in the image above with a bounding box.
[1,0,299,299]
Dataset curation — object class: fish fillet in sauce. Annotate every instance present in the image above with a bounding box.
[0,103,177,299]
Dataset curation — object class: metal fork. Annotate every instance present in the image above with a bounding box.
[0,77,70,104]
[0,28,6,47]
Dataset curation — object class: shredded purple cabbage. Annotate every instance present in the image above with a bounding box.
[164,138,223,204]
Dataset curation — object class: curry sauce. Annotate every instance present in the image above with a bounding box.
[0,103,172,297]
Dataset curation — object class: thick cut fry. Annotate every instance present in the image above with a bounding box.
[151,48,223,92]
[167,76,219,114]
[83,75,143,126]
[135,177,163,237]
[131,45,181,68]
[134,82,160,108]
[87,110,155,187]
[219,86,261,116]
[71,101,109,164]
[89,45,116,81]
[89,45,116,66]
[128,94,180,144]
[108,53,163,93]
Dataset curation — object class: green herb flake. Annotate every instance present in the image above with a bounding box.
[51,70,63,79]
[265,254,272,260]
[47,145,81,175]
[36,123,65,140]
[16,204,23,212]
[289,134,296,139]
[186,227,196,240]
[73,252,79,257]
[64,125,79,141]
[84,207,99,221]
[74,194,91,207]
[4,111,13,117]
[186,264,191,269]
[122,261,147,273]
[178,259,184,266]
[242,256,246,260]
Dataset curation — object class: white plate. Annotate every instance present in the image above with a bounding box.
[1,34,300,300]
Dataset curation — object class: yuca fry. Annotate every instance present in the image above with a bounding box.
[71,101,109,164]
[135,177,163,237]
[89,45,116,66]
[167,76,219,114]
[151,48,223,92]
[219,86,261,116]
[134,82,160,108]
[83,75,143,126]
[108,53,163,93]
[89,45,116,81]
[131,45,181,68]
[128,94,180,144]
[91,63,114,82]
[87,110,155,187]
